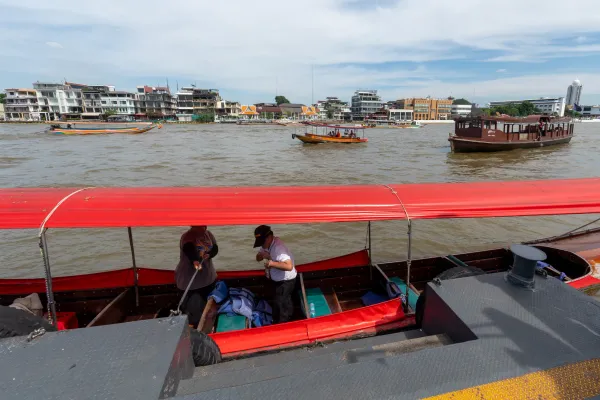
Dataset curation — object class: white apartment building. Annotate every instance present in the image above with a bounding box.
[215,100,241,120]
[33,82,84,120]
[176,87,194,121]
[101,91,136,116]
[3,88,40,121]
[489,97,565,117]
[581,105,600,118]
[388,109,414,122]
[0,103,5,121]
[566,79,583,107]
[451,104,473,118]
[351,90,382,120]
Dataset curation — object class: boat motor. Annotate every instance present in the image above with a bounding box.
[507,244,547,289]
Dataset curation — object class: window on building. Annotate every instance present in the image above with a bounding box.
[102,101,107,104]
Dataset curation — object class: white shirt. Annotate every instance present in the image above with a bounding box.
[264,237,297,282]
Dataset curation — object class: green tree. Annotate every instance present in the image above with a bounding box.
[0,93,5,104]
[452,98,471,105]
[101,109,118,120]
[193,111,215,123]
[326,107,334,119]
[565,109,582,118]
[275,96,290,105]
[488,101,541,117]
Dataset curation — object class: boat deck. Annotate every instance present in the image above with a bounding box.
[175,272,600,399]
[2,271,600,399]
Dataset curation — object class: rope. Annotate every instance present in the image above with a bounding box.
[525,215,600,245]
[39,187,95,236]
[557,216,600,238]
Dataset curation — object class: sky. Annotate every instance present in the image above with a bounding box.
[1,0,600,106]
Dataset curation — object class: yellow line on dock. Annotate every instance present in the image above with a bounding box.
[424,358,600,400]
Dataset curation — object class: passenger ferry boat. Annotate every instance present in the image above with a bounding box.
[449,115,574,152]
[292,123,367,144]
[1,178,600,359]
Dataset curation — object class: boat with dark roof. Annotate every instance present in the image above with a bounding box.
[449,115,574,152]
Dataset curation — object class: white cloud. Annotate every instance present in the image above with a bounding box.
[45,41,63,48]
[496,69,507,73]
[1,0,600,103]
[381,73,600,104]
[575,36,588,43]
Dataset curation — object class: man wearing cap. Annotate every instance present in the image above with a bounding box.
[254,225,297,323]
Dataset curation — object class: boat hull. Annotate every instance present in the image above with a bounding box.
[449,135,572,153]
[50,125,156,135]
[293,133,367,144]
[1,228,600,357]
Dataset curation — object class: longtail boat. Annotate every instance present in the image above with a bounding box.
[48,122,161,135]
[449,115,574,152]
[292,123,367,144]
[1,179,600,359]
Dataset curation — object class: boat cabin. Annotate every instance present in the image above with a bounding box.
[454,115,574,142]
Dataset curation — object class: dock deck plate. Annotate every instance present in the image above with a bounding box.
[0,316,193,399]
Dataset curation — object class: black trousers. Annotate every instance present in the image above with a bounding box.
[272,279,296,323]
[181,281,216,327]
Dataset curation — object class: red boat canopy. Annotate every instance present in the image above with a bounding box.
[1,178,599,229]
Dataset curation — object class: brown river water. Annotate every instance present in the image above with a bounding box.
[0,122,599,278]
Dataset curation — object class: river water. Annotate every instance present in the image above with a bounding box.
[1,122,599,278]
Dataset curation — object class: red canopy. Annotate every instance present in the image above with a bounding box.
[0,178,599,229]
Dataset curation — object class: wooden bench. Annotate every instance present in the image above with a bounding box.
[299,273,342,317]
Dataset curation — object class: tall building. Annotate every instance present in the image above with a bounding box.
[33,82,84,120]
[100,88,136,117]
[192,89,221,115]
[351,90,382,120]
[317,97,351,120]
[397,98,453,120]
[488,97,565,117]
[176,87,194,121]
[566,79,583,106]
[135,85,177,119]
[3,88,40,121]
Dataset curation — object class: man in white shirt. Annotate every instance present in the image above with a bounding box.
[254,225,297,323]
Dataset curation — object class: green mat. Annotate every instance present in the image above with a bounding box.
[390,277,419,311]
[304,287,332,317]
[215,314,247,333]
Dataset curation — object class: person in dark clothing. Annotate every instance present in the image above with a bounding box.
[175,226,219,328]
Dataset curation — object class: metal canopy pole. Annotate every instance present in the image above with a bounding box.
[128,227,140,307]
[405,220,412,313]
[368,221,372,281]
[39,229,57,325]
